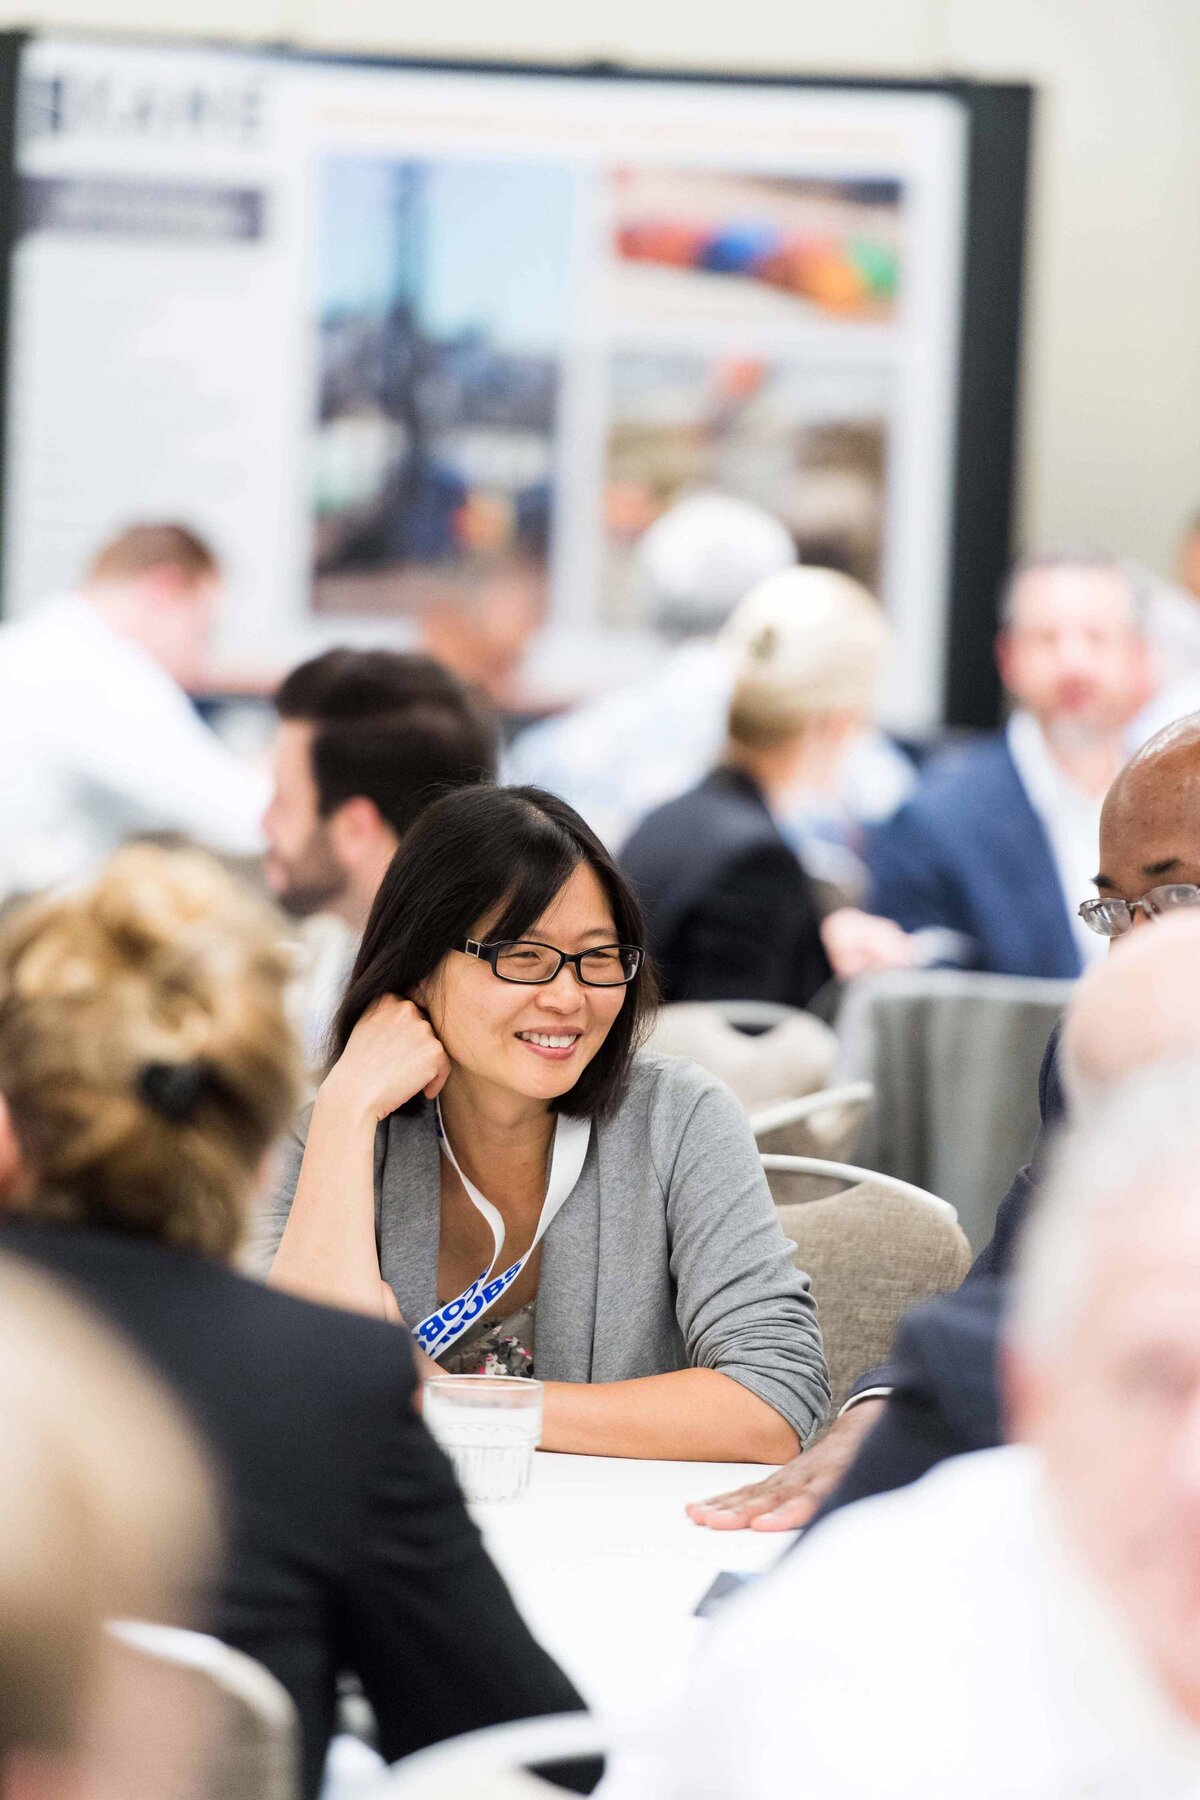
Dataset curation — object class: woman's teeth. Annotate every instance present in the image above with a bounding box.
[518,1032,578,1049]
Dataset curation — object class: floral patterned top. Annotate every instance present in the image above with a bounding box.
[438,1304,536,1379]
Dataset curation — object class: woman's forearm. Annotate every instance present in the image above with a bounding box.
[268,1083,385,1318]
[539,1368,800,1464]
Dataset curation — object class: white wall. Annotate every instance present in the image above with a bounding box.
[1,0,1197,579]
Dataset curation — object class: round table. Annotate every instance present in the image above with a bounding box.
[470,1451,795,1720]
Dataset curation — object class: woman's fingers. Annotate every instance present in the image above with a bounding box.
[332,996,452,1119]
[423,1052,452,1100]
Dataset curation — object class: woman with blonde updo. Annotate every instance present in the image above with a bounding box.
[0,843,299,1254]
[0,845,581,1800]
[622,565,889,1008]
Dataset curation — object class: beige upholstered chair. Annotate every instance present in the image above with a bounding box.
[107,1622,299,1800]
[765,1160,971,1413]
[750,1081,874,1160]
[648,1001,835,1111]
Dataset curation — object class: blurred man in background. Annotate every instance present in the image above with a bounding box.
[0,522,266,899]
[843,553,1151,979]
[264,648,496,1060]
[1178,512,1200,605]
[506,490,914,861]
[626,1068,1200,1799]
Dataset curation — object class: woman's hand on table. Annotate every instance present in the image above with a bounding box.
[685,1399,885,1530]
[321,996,450,1125]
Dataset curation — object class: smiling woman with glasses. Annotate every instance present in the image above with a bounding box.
[265,783,828,1464]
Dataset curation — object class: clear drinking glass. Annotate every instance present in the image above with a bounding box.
[423,1375,543,1502]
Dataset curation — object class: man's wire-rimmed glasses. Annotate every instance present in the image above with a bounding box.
[1078,884,1200,938]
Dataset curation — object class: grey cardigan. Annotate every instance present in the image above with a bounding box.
[261,1051,830,1445]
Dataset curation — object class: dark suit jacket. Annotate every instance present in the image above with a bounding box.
[820,1025,1067,1521]
[818,1278,1006,1517]
[620,767,831,1009]
[865,735,1082,979]
[967,1019,1066,1282]
[0,1222,582,1800]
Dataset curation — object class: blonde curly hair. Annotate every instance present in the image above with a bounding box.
[0,845,301,1257]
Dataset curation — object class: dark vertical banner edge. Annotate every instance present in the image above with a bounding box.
[0,31,26,620]
[943,81,1035,728]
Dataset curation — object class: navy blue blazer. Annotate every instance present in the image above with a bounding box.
[820,1026,1068,1523]
[864,735,1083,979]
[815,1277,1007,1522]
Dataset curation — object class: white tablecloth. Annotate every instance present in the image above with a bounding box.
[470,1451,795,1720]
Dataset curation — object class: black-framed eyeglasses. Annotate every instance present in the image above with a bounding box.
[457,938,642,986]
[1078,884,1200,938]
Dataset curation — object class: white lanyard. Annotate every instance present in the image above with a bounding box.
[413,1101,592,1360]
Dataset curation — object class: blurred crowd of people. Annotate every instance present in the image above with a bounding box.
[7,493,1200,1798]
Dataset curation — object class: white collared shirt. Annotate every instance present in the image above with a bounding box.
[604,1446,1200,1800]
[1006,710,1107,966]
[0,595,267,897]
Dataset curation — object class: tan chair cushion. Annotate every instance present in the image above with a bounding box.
[753,1089,872,1161]
[649,1004,836,1110]
[777,1186,972,1413]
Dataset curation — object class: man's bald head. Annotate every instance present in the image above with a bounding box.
[1094,713,1200,912]
[1063,912,1200,1106]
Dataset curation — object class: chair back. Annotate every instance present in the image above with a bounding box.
[766,1163,971,1411]
[649,1001,835,1110]
[835,968,1072,1251]
[368,1713,608,1797]
[107,1621,299,1800]
[750,1081,874,1160]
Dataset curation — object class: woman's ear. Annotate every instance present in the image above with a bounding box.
[0,1093,30,1205]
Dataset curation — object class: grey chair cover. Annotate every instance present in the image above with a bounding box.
[833,969,1073,1252]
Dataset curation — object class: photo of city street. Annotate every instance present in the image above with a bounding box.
[310,154,574,619]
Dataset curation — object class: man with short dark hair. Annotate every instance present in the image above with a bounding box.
[0,519,265,897]
[264,648,496,933]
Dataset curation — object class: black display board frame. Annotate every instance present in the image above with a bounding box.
[0,32,1032,730]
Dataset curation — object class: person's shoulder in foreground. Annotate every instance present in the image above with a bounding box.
[0,1218,583,1800]
[607,1446,1171,1800]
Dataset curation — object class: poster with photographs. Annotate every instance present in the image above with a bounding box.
[4,40,968,728]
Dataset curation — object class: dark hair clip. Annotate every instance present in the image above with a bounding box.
[138,1061,209,1126]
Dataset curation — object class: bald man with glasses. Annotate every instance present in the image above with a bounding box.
[690,713,1200,1533]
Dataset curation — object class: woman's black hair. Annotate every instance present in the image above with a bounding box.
[331,785,659,1118]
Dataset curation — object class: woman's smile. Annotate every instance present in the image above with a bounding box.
[515,1028,583,1061]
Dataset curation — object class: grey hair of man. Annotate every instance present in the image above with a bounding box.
[1010,1058,1200,1358]
[998,550,1151,633]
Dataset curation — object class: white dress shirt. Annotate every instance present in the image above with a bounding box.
[1006,710,1107,966]
[605,1446,1200,1800]
[0,596,267,896]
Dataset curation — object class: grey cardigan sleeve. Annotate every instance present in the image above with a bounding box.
[242,1116,308,1277]
[651,1068,831,1445]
